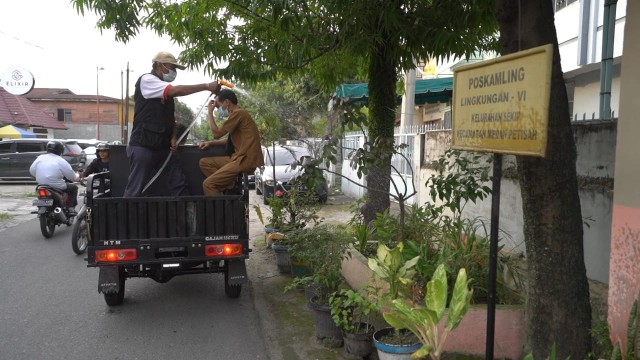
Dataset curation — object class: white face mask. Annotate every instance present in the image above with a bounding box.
[217,99,229,118]
[217,107,229,118]
[161,64,177,82]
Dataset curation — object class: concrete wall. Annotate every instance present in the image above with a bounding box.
[572,72,622,118]
[54,124,124,143]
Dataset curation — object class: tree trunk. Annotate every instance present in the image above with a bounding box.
[494,1,592,358]
[361,42,397,224]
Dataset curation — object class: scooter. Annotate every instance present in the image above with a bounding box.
[32,185,76,239]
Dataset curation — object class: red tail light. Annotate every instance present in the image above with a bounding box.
[205,244,243,257]
[37,188,50,197]
[95,249,137,262]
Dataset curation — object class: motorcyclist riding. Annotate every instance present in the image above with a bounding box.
[29,141,80,215]
[81,142,110,178]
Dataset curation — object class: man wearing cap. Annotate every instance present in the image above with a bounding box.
[198,89,264,196]
[124,51,222,197]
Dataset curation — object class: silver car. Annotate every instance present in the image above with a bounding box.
[254,145,328,205]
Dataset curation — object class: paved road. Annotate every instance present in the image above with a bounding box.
[0,185,270,360]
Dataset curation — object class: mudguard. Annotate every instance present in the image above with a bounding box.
[227,260,247,285]
[98,266,120,294]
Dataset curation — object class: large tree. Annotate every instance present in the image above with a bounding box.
[494,1,592,358]
[72,0,497,223]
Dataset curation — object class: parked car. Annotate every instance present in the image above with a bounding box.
[254,145,328,205]
[0,139,86,180]
[67,139,100,164]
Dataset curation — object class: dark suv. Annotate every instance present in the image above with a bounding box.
[0,139,86,180]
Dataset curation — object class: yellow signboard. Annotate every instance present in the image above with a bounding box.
[452,44,553,156]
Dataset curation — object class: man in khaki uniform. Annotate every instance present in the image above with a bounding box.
[198,89,264,196]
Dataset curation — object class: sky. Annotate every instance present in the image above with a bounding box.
[0,0,215,113]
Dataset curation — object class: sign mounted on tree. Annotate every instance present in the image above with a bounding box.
[451,44,553,157]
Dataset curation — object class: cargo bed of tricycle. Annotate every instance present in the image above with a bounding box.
[85,145,250,306]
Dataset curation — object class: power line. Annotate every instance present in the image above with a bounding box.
[0,29,44,50]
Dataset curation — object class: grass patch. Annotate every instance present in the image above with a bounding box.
[0,213,13,220]
[22,192,36,198]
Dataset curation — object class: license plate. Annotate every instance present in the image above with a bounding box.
[32,199,53,207]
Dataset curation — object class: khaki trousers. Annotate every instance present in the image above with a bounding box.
[200,156,254,196]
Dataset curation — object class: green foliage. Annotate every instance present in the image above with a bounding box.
[174,100,195,128]
[425,149,493,220]
[523,343,570,360]
[0,213,11,220]
[239,74,329,141]
[73,0,499,238]
[283,275,314,294]
[329,288,378,333]
[360,149,523,305]
[253,186,320,235]
[589,318,614,360]
[287,224,352,303]
[367,243,420,300]
[382,264,473,360]
[73,0,497,85]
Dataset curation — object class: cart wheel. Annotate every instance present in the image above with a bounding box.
[71,213,88,255]
[224,270,242,298]
[40,214,55,238]
[104,268,125,306]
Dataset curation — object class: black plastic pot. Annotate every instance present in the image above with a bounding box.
[308,295,343,347]
[343,322,375,357]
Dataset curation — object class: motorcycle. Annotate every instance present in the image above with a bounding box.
[32,185,76,238]
[72,174,109,255]
[71,183,88,255]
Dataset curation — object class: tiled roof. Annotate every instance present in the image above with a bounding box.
[25,88,119,102]
[0,88,67,129]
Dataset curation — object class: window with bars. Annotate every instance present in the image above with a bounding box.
[57,108,72,122]
[554,0,578,12]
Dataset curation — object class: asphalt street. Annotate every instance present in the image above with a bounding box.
[0,216,270,360]
[0,183,358,360]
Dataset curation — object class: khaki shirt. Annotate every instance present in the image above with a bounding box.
[220,107,264,168]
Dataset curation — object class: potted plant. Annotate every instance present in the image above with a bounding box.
[329,287,379,358]
[255,186,321,272]
[367,242,423,358]
[293,224,351,347]
[382,263,473,360]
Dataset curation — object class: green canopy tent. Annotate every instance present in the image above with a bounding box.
[334,77,453,106]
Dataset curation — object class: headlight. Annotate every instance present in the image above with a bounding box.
[265,179,275,186]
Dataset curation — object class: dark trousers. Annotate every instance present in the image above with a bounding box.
[123,145,190,197]
[63,183,78,207]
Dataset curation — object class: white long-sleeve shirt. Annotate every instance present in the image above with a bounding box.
[29,153,77,190]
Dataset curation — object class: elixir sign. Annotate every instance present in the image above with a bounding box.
[452,44,552,156]
[1,67,35,95]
